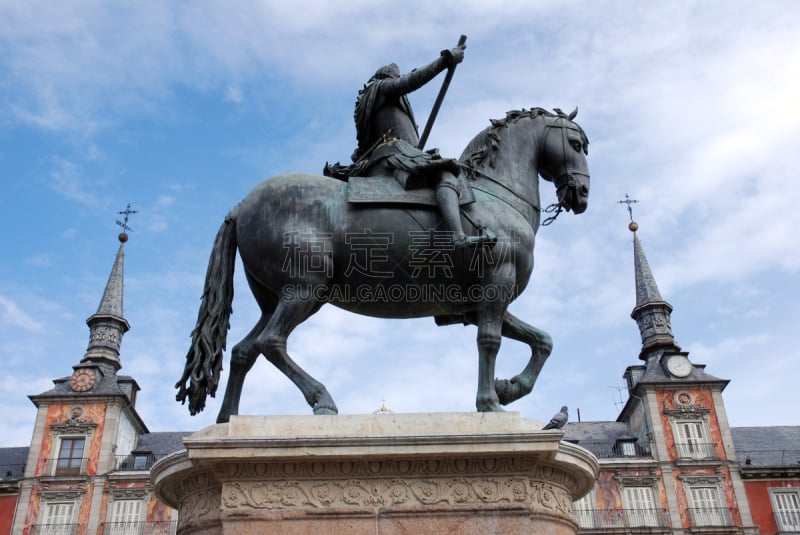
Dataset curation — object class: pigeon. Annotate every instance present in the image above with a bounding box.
[542,406,569,430]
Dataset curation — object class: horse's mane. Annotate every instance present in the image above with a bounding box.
[460,107,589,172]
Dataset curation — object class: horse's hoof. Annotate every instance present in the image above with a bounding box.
[495,378,519,405]
[313,403,338,415]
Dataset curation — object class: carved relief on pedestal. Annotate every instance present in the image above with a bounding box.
[179,487,220,523]
[214,456,537,482]
[222,475,545,510]
[214,458,578,518]
[171,470,221,528]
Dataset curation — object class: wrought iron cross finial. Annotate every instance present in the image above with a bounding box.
[617,194,639,222]
[116,203,138,233]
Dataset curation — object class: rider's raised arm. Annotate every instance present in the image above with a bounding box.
[381,47,464,97]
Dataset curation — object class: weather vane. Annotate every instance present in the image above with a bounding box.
[116,203,138,242]
[617,194,640,232]
[617,194,639,222]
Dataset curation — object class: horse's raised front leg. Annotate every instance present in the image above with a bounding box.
[494,311,553,405]
[257,296,338,415]
[459,310,552,406]
[217,315,269,424]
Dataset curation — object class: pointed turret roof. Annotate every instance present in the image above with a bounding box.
[627,221,680,360]
[81,233,131,369]
[632,230,666,309]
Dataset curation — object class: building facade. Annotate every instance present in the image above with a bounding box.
[565,222,799,534]
[0,224,797,534]
[3,234,185,535]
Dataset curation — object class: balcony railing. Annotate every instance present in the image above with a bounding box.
[572,441,653,459]
[30,523,85,535]
[688,506,732,526]
[45,457,88,476]
[675,441,717,461]
[573,508,670,528]
[738,449,800,467]
[114,453,157,471]
[102,521,178,535]
[774,509,800,532]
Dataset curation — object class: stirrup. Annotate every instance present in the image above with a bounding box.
[454,230,496,250]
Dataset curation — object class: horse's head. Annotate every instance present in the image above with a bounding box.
[538,108,590,215]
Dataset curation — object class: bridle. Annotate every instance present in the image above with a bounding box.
[541,116,589,226]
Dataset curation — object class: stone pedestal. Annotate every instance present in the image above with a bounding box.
[152,413,597,535]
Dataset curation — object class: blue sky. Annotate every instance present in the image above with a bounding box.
[1,1,798,446]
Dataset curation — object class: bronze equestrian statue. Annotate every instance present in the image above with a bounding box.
[176,41,591,423]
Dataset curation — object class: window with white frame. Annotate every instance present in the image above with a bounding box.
[572,489,597,528]
[107,498,145,535]
[688,485,728,526]
[771,489,800,532]
[622,486,660,526]
[39,501,76,535]
[674,420,714,460]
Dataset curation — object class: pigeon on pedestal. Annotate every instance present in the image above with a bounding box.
[542,406,569,430]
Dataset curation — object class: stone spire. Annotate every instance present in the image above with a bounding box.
[628,220,680,360]
[81,231,132,370]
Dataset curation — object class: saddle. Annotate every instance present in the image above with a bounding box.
[346,174,476,206]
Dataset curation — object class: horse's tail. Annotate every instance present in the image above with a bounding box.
[175,212,238,415]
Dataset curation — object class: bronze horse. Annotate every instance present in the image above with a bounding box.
[176,107,590,423]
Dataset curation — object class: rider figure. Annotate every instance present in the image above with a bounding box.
[350,44,492,249]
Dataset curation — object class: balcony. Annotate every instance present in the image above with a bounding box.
[30,523,85,535]
[114,453,157,471]
[774,509,800,533]
[574,508,670,529]
[102,521,178,534]
[573,441,653,459]
[675,442,718,461]
[688,506,732,527]
[45,457,88,477]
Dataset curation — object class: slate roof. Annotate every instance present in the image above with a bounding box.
[30,362,139,401]
[642,357,727,385]
[732,426,800,467]
[564,421,630,443]
[136,431,192,457]
[0,447,29,483]
[562,421,653,459]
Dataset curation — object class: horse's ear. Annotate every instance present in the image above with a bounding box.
[568,107,578,120]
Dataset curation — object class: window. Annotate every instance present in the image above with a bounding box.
[55,437,85,476]
[107,499,144,535]
[675,420,715,460]
[688,486,728,526]
[572,489,597,528]
[132,453,153,471]
[622,486,660,526]
[771,489,800,532]
[39,501,75,535]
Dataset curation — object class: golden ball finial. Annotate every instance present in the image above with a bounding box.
[628,221,638,232]
[118,232,129,243]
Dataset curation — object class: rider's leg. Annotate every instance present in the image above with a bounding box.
[435,172,492,249]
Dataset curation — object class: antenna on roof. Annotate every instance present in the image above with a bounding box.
[609,386,626,410]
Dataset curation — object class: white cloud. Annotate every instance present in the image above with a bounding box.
[48,156,100,206]
[0,296,44,332]
[224,85,244,105]
[25,253,53,267]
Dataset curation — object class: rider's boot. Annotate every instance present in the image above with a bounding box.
[435,180,495,249]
